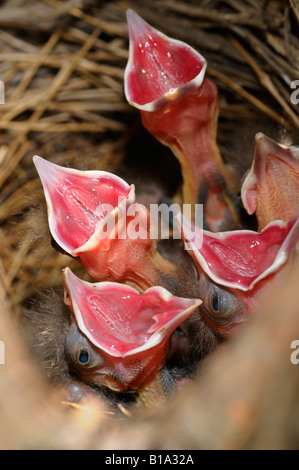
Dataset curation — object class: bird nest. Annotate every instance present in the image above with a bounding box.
[0,0,299,450]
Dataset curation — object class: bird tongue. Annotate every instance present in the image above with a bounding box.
[33,155,135,255]
[62,268,201,358]
[177,213,299,291]
[125,9,206,108]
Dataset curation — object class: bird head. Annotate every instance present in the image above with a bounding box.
[62,267,201,392]
[241,133,299,229]
[177,213,299,336]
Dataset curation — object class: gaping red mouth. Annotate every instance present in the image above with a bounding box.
[62,267,201,357]
[33,155,135,255]
[125,9,206,109]
[177,212,299,291]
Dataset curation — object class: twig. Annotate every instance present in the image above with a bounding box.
[208,67,294,131]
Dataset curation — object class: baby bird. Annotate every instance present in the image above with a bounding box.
[241,133,299,229]
[22,268,201,409]
[124,9,240,232]
[177,213,299,343]
[62,268,200,393]
[33,155,197,295]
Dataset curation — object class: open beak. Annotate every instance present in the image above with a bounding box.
[125,9,239,231]
[176,212,299,335]
[125,9,207,112]
[34,155,192,291]
[177,212,299,292]
[62,267,201,391]
[241,133,299,230]
[33,155,135,255]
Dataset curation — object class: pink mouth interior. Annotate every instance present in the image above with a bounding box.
[35,158,131,253]
[180,215,297,289]
[126,10,205,105]
[65,271,195,356]
[52,176,127,251]
[85,291,172,354]
[202,228,284,286]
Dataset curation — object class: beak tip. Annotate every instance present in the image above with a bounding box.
[126,9,150,38]
[33,155,56,185]
[255,132,266,142]
[126,8,136,21]
[62,266,70,277]
[33,154,45,174]
[33,154,41,164]
[255,132,272,156]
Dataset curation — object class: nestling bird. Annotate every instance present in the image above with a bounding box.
[33,155,198,296]
[241,133,299,229]
[62,267,200,394]
[22,268,201,408]
[124,9,241,232]
[176,213,299,340]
